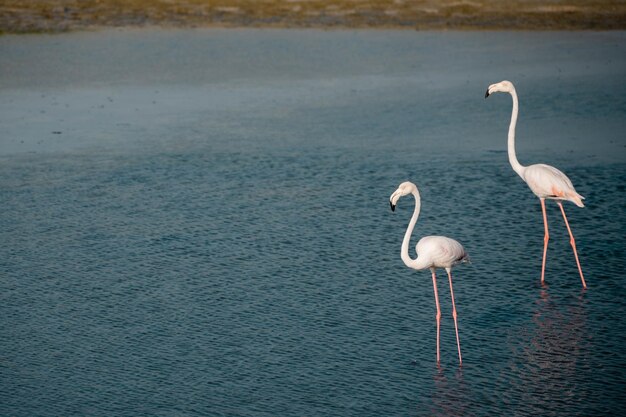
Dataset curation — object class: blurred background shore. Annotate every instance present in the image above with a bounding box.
[2,0,626,33]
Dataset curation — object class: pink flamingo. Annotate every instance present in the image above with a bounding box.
[485,80,587,288]
[390,181,469,365]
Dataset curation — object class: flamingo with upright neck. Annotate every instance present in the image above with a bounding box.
[390,181,469,365]
[485,80,587,288]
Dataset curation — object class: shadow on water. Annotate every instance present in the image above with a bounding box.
[508,286,591,414]
[430,366,472,417]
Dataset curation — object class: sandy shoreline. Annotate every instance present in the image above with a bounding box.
[2,0,626,33]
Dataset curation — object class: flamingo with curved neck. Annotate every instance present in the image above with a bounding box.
[486,80,587,288]
[390,181,469,365]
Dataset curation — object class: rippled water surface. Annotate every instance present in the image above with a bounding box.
[1,30,626,416]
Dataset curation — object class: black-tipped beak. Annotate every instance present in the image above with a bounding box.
[390,201,395,212]
[484,90,490,98]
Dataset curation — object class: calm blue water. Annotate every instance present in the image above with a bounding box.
[1,29,626,416]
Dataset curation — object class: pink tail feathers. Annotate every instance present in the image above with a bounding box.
[569,192,585,208]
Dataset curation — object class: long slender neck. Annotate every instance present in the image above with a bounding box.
[401,190,421,270]
[508,88,525,178]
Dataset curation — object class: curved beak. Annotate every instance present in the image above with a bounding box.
[484,89,490,99]
[390,201,395,212]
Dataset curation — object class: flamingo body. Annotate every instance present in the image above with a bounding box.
[522,163,585,207]
[414,235,469,270]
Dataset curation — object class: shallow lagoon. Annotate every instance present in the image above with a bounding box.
[1,29,626,416]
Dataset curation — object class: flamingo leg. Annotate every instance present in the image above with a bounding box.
[446,267,462,365]
[431,268,441,364]
[540,198,549,284]
[558,202,587,289]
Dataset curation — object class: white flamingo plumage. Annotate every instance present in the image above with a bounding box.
[390,181,469,365]
[485,80,587,288]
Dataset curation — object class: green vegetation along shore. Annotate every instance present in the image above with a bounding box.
[2,0,626,33]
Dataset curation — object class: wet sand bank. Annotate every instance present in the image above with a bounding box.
[2,0,626,33]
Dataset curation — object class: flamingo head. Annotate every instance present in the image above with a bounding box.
[390,181,417,211]
[485,80,515,98]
